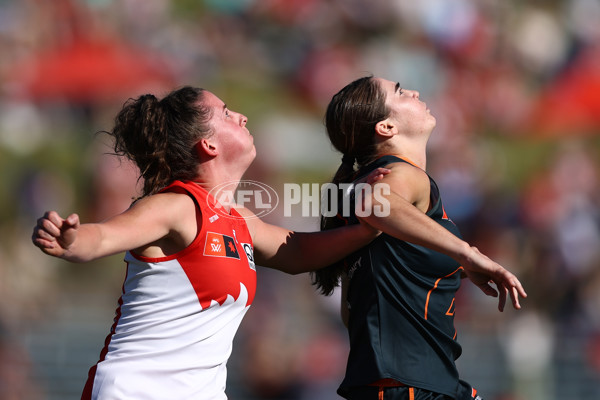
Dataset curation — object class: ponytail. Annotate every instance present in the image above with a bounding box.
[311,157,358,295]
[320,157,355,230]
[311,76,389,296]
[106,86,211,198]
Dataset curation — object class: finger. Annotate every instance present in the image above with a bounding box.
[32,236,55,250]
[498,285,507,312]
[366,168,391,184]
[40,217,61,237]
[514,280,528,299]
[36,216,52,232]
[504,273,527,303]
[35,227,56,242]
[510,286,522,310]
[46,211,64,227]
[374,167,391,175]
[478,282,498,298]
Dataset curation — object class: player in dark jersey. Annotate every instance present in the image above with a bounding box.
[313,76,527,400]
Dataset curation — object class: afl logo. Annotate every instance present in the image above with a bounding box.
[208,180,279,220]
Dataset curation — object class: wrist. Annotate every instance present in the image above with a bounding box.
[455,242,475,268]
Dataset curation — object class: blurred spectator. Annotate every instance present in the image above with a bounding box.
[0,323,44,400]
[1,1,600,399]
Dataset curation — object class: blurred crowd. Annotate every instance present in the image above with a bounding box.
[0,0,599,399]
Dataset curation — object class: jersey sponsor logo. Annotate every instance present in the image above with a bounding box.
[241,243,256,271]
[204,232,240,259]
[348,256,362,278]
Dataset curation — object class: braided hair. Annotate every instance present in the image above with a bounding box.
[312,76,390,295]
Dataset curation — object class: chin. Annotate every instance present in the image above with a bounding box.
[428,115,437,127]
[245,146,257,166]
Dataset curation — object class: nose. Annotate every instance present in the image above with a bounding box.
[411,90,420,100]
[239,113,248,127]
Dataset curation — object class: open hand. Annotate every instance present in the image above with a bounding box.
[461,247,527,312]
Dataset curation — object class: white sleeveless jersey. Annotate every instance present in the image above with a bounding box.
[82,181,257,400]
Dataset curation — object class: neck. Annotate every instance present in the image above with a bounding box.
[193,159,246,196]
[378,138,428,170]
[396,152,426,170]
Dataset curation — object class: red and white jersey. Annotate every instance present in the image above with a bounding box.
[82,181,257,400]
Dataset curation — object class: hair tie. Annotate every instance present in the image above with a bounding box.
[341,154,355,166]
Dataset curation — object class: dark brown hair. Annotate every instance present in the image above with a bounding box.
[107,86,212,197]
[312,76,390,295]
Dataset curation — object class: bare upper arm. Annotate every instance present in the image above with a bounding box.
[376,162,431,213]
[97,192,199,257]
[358,162,459,251]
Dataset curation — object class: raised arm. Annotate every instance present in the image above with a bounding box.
[359,164,527,311]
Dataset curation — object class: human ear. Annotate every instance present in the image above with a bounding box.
[374,119,398,138]
[194,138,218,159]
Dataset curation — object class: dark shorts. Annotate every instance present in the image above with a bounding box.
[340,381,482,400]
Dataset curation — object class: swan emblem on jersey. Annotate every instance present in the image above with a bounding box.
[190,231,257,309]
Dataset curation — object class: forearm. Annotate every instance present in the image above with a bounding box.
[58,224,109,262]
[258,224,376,275]
[362,199,472,265]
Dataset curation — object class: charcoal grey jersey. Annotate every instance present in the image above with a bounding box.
[338,155,474,399]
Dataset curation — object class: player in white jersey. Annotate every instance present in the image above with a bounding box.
[32,86,387,399]
[83,180,257,399]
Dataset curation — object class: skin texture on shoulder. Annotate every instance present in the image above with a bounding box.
[377,161,432,213]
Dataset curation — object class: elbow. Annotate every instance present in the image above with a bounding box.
[63,253,93,263]
[257,260,306,275]
[283,265,306,275]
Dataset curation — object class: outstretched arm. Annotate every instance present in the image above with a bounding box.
[359,164,527,311]
[32,192,196,262]
[238,167,389,275]
[239,210,379,275]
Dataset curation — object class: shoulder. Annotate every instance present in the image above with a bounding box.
[232,206,291,250]
[381,161,429,186]
[233,206,261,233]
[128,191,198,223]
[133,190,196,206]
[374,162,430,209]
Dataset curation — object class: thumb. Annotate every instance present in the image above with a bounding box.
[57,213,81,249]
[63,213,80,230]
